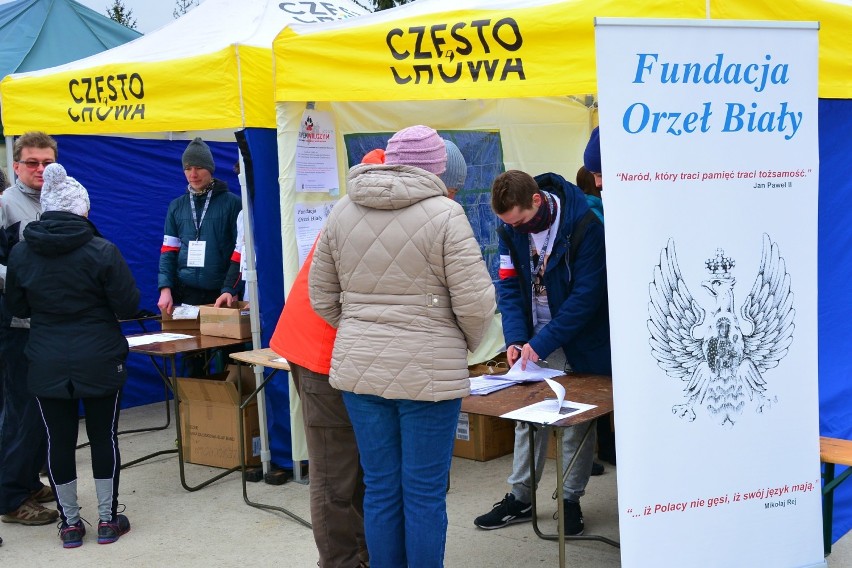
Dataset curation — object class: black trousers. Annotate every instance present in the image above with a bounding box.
[36,391,122,518]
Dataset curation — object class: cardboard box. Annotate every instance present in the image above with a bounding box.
[160,308,199,332]
[176,370,261,469]
[199,301,251,339]
[453,411,516,462]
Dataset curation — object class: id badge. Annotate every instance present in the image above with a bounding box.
[187,240,207,267]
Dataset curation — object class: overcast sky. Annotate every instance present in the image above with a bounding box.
[75,0,202,34]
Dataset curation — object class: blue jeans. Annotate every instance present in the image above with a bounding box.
[342,392,461,568]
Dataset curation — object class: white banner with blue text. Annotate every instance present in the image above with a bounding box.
[595,18,825,568]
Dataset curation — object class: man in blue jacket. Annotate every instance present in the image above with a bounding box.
[157,138,241,315]
[474,160,611,535]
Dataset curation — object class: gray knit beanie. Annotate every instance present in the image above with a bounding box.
[439,139,467,190]
[40,163,90,216]
[182,137,215,174]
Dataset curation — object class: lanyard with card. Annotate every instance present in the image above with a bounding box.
[187,191,213,268]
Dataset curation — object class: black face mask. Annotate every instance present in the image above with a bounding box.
[513,191,556,234]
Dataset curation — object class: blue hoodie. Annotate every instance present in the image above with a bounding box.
[495,172,611,375]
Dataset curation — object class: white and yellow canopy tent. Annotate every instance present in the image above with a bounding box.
[0,0,368,482]
[1,0,366,135]
[271,0,852,542]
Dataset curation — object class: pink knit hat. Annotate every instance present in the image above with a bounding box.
[384,125,447,175]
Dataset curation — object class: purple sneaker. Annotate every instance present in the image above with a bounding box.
[59,519,86,548]
[97,514,130,544]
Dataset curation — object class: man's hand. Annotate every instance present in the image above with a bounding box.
[157,288,174,315]
[214,292,234,308]
[507,343,541,370]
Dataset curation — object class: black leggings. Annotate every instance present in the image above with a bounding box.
[36,392,122,488]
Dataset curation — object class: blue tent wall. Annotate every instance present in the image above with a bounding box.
[53,135,241,407]
[52,131,294,468]
[235,127,292,468]
[817,98,852,544]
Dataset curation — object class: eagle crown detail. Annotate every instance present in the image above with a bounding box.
[705,249,735,279]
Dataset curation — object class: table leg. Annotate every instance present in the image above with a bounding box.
[237,362,311,528]
[531,420,620,552]
[171,354,242,492]
[120,355,179,468]
[822,462,852,555]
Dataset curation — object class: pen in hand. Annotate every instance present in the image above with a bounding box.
[509,343,543,371]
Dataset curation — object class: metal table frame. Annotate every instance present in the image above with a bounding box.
[230,348,311,528]
[77,316,171,451]
[461,374,619,568]
[126,332,249,490]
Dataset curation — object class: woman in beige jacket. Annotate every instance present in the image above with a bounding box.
[309,125,495,567]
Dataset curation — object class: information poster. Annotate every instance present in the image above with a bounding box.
[595,19,825,568]
[295,201,337,266]
[295,109,340,194]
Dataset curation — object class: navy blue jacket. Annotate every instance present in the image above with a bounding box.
[158,181,241,292]
[496,172,611,375]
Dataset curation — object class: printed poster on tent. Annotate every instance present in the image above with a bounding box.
[294,201,337,267]
[595,19,824,568]
[295,109,340,194]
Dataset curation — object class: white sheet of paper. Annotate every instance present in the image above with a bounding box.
[272,357,288,364]
[126,333,194,347]
[482,359,564,382]
[544,377,566,408]
[499,377,595,424]
[171,304,200,320]
[187,240,206,267]
[500,398,597,425]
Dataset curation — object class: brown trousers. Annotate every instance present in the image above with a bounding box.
[291,364,368,568]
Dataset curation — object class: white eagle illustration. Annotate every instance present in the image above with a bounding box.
[647,234,795,426]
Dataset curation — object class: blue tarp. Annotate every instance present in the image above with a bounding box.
[817,98,852,544]
[53,134,243,406]
[52,131,297,468]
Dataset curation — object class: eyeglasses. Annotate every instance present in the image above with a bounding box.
[16,160,55,170]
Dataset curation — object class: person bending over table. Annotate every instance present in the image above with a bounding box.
[473,153,611,536]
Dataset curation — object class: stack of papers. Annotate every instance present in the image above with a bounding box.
[171,304,200,319]
[469,376,517,395]
[482,359,564,383]
[126,333,194,348]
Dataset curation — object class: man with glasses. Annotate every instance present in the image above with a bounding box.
[0,131,60,526]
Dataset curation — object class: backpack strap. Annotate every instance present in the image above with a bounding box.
[564,209,602,294]
[568,209,601,264]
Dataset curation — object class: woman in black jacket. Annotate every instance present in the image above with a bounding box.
[4,163,139,549]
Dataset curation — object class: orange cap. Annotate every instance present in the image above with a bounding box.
[361,148,386,164]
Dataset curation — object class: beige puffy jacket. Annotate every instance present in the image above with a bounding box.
[309,163,496,401]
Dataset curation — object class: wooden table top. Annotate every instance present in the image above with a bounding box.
[461,374,613,427]
[229,348,291,371]
[127,332,248,356]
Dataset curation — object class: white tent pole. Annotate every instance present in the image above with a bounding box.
[236,146,272,476]
[5,136,15,183]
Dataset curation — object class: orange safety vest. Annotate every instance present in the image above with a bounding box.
[269,242,336,375]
